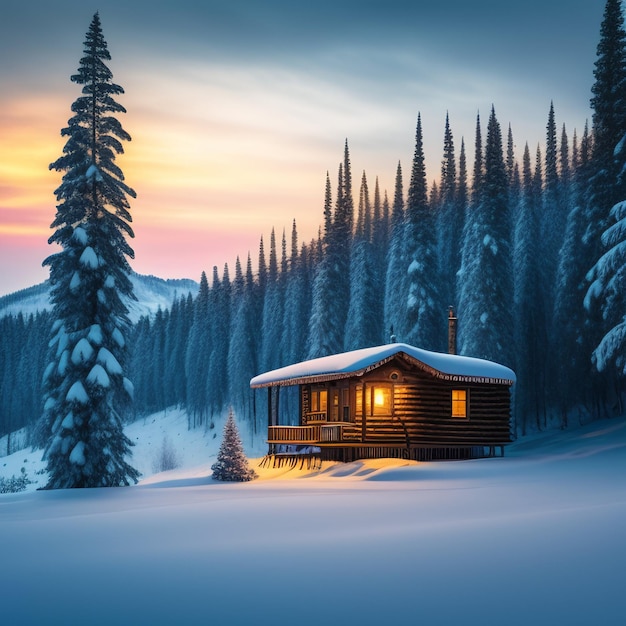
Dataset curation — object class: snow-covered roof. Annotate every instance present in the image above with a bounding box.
[250,343,516,388]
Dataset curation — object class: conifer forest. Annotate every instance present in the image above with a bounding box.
[2,1,626,452]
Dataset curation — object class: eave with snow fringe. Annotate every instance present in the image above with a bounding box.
[250,343,516,389]
[251,343,516,465]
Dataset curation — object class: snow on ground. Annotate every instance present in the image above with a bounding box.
[1,415,625,625]
[0,407,266,491]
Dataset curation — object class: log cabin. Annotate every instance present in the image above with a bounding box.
[250,340,516,465]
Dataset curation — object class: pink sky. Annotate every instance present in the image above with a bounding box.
[0,2,600,296]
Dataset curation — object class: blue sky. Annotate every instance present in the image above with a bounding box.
[0,0,605,294]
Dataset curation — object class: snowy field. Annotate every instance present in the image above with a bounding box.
[1,414,625,625]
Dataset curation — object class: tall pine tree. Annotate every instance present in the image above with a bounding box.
[383,162,407,342]
[344,171,379,350]
[308,145,355,358]
[185,271,211,427]
[437,113,462,310]
[405,113,442,350]
[458,107,514,367]
[584,0,626,412]
[514,144,547,434]
[41,13,139,488]
[552,123,595,424]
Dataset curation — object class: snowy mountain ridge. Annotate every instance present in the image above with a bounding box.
[0,273,198,322]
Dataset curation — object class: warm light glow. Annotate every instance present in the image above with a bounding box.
[374,388,386,407]
[310,389,327,414]
[367,386,391,416]
[452,389,467,418]
[0,6,594,297]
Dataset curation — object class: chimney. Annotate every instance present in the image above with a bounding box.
[448,306,457,355]
[389,325,397,344]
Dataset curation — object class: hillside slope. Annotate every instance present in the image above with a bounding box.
[0,272,198,322]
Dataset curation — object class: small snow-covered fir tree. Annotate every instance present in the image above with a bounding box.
[211,410,257,482]
[40,13,139,488]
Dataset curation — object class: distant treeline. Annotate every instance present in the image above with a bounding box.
[3,1,626,449]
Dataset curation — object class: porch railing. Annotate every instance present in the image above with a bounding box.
[267,425,322,443]
[320,424,343,442]
[268,423,350,444]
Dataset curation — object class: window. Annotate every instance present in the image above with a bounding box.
[311,389,327,414]
[331,389,339,421]
[365,385,393,416]
[342,388,350,421]
[452,389,467,418]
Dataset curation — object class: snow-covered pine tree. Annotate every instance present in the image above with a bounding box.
[280,221,310,424]
[211,409,257,482]
[228,255,259,431]
[372,177,389,266]
[588,0,626,241]
[437,113,463,310]
[344,171,379,350]
[552,124,596,424]
[514,144,548,434]
[405,113,442,350]
[541,102,569,311]
[281,220,311,367]
[260,228,284,372]
[506,124,516,189]
[384,162,408,342]
[457,138,469,237]
[370,177,388,341]
[471,112,484,205]
[163,295,187,408]
[185,271,211,427]
[583,0,626,412]
[256,235,268,314]
[307,196,336,357]
[307,159,354,358]
[457,106,514,367]
[41,13,139,488]
[2,312,51,444]
[206,264,231,420]
[150,307,169,411]
[586,132,626,383]
[127,315,151,414]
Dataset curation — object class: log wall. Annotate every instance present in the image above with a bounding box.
[299,357,512,449]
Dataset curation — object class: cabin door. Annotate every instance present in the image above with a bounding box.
[330,387,350,422]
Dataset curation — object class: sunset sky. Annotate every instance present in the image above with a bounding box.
[0,0,603,296]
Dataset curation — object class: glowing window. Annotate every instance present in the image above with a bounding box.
[452,389,467,418]
[366,385,392,416]
[331,389,339,421]
[311,389,327,413]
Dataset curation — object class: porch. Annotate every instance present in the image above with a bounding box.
[267,423,358,444]
[266,424,505,462]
